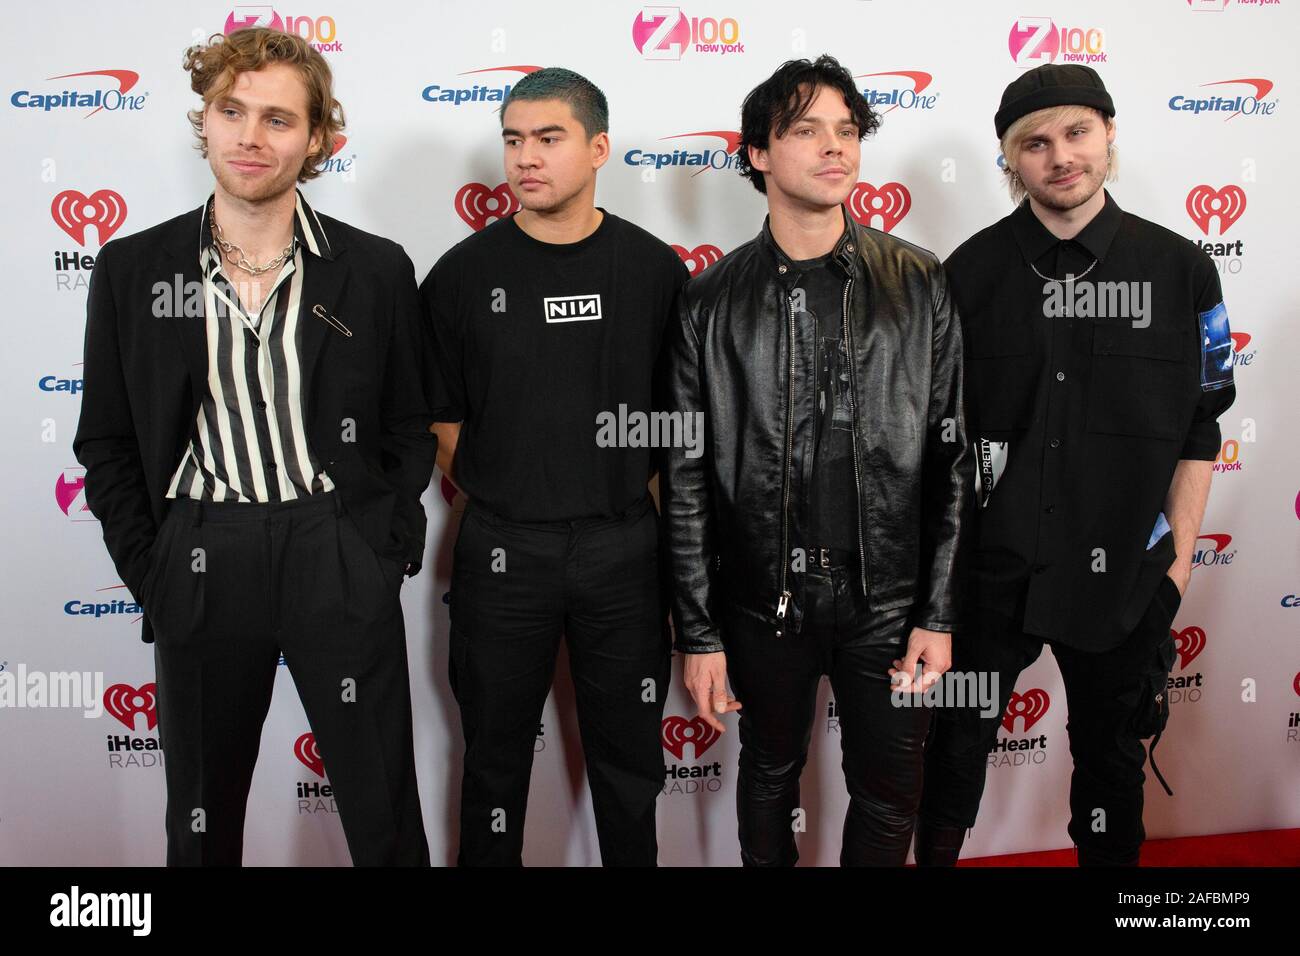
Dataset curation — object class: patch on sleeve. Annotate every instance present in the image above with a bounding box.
[1199,301,1234,392]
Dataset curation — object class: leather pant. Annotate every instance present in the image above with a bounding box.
[720,560,931,866]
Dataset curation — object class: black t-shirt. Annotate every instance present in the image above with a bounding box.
[945,191,1235,650]
[788,252,858,551]
[420,208,690,521]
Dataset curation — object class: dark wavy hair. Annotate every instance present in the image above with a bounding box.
[736,54,880,194]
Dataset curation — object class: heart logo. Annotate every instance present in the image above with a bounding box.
[103,683,158,731]
[1001,688,1051,733]
[294,732,325,778]
[1186,184,1246,235]
[1172,626,1207,669]
[661,715,722,759]
[846,181,911,233]
[51,189,127,246]
[671,243,723,276]
[454,182,520,231]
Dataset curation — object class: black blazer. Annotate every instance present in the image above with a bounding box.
[73,200,437,643]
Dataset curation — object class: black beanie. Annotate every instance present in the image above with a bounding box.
[995,64,1115,139]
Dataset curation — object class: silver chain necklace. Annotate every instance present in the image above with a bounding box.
[208,199,294,276]
[1030,256,1098,284]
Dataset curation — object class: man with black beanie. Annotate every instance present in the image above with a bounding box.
[915,65,1236,866]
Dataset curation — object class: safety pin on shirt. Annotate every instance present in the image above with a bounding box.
[312,303,353,337]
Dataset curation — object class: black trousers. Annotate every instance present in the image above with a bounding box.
[143,491,429,866]
[720,561,931,866]
[448,494,670,866]
[918,576,1182,865]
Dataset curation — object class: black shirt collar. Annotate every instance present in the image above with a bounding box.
[761,204,857,280]
[1009,188,1123,266]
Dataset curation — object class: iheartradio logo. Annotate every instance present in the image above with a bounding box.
[103,682,157,731]
[294,732,325,777]
[51,189,127,246]
[672,243,723,276]
[1001,688,1050,733]
[661,715,721,759]
[454,182,520,231]
[846,181,911,233]
[1186,185,1246,235]
[1172,626,1207,669]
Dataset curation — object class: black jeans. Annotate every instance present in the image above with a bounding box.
[918,575,1182,865]
[145,491,429,866]
[721,561,931,866]
[448,495,670,866]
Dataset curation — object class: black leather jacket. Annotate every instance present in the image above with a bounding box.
[662,207,972,651]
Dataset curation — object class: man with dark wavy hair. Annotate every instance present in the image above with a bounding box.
[74,27,435,866]
[663,55,971,866]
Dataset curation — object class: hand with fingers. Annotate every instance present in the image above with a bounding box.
[888,627,952,693]
[683,651,742,733]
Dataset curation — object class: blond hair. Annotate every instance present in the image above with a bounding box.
[183,28,345,183]
[999,105,1116,204]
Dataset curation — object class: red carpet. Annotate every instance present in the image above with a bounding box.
[954,828,1300,866]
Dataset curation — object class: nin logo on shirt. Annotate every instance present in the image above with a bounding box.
[543,293,603,323]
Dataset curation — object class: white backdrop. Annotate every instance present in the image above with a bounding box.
[1,0,1296,866]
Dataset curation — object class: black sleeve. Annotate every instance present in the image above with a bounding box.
[72,242,159,604]
[662,279,724,654]
[915,261,974,632]
[379,247,439,575]
[418,255,469,423]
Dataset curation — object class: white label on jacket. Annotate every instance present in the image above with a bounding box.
[975,439,1008,508]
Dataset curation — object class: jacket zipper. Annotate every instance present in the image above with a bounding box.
[841,277,870,598]
[776,292,796,636]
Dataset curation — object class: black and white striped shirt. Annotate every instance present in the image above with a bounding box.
[166,191,335,503]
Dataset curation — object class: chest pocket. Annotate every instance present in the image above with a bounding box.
[966,323,1035,438]
[1086,324,1189,440]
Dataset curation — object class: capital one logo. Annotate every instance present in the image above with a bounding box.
[55,468,95,521]
[294,732,325,777]
[1169,78,1277,120]
[51,189,126,246]
[846,181,911,233]
[1193,532,1235,568]
[10,69,144,118]
[454,182,520,231]
[1008,17,1106,68]
[631,8,743,60]
[1172,626,1207,670]
[1229,332,1257,371]
[1186,185,1246,235]
[103,682,157,731]
[625,130,742,177]
[855,71,938,114]
[661,715,721,759]
[672,243,723,276]
[1001,688,1050,733]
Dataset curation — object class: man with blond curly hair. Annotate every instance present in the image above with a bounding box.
[74,27,435,866]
